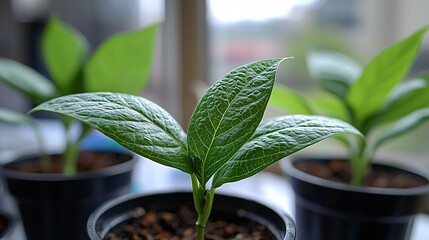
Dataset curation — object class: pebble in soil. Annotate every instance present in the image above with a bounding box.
[105,206,276,240]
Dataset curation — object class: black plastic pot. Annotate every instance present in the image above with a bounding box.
[87,191,296,240]
[0,151,137,240]
[281,158,429,240]
[0,210,14,240]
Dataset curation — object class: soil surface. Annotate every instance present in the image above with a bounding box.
[295,159,428,188]
[105,206,276,240]
[15,151,130,173]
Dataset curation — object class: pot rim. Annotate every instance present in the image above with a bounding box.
[0,150,137,181]
[281,156,429,196]
[87,190,296,240]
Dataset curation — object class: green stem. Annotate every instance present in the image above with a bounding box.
[350,138,370,185]
[191,174,216,240]
[191,174,203,214]
[196,188,215,240]
[62,123,92,175]
[196,223,205,240]
[350,158,366,185]
[63,138,79,175]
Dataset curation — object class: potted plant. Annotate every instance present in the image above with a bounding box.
[0,16,158,240]
[30,58,362,239]
[270,26,429,240]
[88,191,296,240]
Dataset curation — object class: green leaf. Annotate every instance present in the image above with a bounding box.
[187,58,288,185]
[30,92,192,173]
[0,58,58,103]
[375,79,429,124]
[212,115,362,187]
[0,108,30,125]
[84,23,159,95]
[41,16,88,94]
[310,93,352,147]
[347,26,428,129]
[373,108,429,150]
[385,79,427,106]
[308,93,349,122]
[307,51,361,99]
[268,84,314,115]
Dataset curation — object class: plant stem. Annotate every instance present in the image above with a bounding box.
[196,188,215,240]
[63,138,79,175]
[62,121,92,175]
[350,159,366,185]
[191,174,216,240]
[350,138,370,185]
[191,174,203,214]
[196,221,205,240]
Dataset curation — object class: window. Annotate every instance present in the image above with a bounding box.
[206,0,429,162]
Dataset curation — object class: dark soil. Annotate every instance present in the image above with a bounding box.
[295,159,428,188]
[15,151,130,173]
[105,206,276,240]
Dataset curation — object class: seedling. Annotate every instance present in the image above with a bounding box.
[270,26,429,185]
[31,58,361,239]
[0,16,158,174]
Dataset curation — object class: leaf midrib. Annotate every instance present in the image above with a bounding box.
[200,64,276,183]
[250,120,347,141]
[217,125,348,181]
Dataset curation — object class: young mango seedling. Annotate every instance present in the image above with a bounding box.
[30,58,362,239]
[0,16,158,174]
[270,26,429,185]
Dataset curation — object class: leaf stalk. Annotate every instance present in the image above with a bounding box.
[191,174,215,240]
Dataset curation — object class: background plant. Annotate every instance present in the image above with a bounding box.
[270,26,429,185]
[0,16,158,174]
[31,58,362,239]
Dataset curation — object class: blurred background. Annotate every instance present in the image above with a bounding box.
[1,0,429,162]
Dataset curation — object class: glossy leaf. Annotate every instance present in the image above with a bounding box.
[30,92,192,173]
[84,23,159,95]
[0,58,58,103]
[41,16,88,94]
[347,26,428,128]
[307,51,361,99]
[187,58,287,185]
[374,79,429,125]
[212,115,362,187]
[269,84,314,115]
[307,94,352,146]
[385,79,427,107]
[374,108,429,150]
